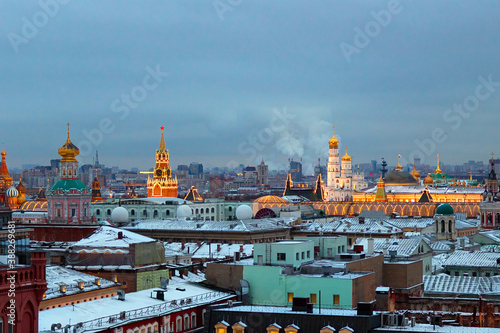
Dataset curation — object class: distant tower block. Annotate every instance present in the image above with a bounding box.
[147,126,178,198]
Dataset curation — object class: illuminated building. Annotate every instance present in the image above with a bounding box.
[0,145,15,209]
[480,154,500,229]
[283,172,324,201]
[147,126,178,198]
[353,155,483,204]
[46,125,92,224]
[325,127,367,201]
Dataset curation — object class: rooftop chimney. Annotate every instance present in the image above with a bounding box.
[117,231,123,239]
[368,238,374,254]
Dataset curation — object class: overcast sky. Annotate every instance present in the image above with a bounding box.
[1,1,500,173]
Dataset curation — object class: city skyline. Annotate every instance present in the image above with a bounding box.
[2,1,500,170]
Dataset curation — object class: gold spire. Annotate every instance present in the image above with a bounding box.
[394,154,403,171]
[58,123,80,162]
[328,126,339,149]
[158,126,166,152]
[434,154,442,174]
[341,145,351,161]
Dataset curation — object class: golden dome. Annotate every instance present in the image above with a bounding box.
[58,124,80,162]
[423,173,433,185]
[329,126,339,149]
[341,146,351,161]
[254,195,289,204]
[410,165,421,180]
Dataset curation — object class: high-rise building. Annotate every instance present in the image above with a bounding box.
[289,161,302,182]
[147,126,178,198]
[189,162,203,178]
[257,159,269,186]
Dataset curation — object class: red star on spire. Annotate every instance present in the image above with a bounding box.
[160,126,165,131]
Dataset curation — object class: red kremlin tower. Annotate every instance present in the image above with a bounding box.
[147,126,178,198]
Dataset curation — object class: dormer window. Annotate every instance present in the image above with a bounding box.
[214,321,229,333]
[232,322,247,333]
[267,323,282,333]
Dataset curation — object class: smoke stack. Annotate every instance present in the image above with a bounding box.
[117,232,123,239]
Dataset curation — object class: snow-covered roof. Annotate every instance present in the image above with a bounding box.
[302,218,402,235]
[427,240,452,252]
[475,230,500,244]
[217,305,358,317]
[455,219,479,230]
[354,238,430,258]
[127,217,296,232]
[111,197,190,205]
[44,266,116,300]
[164,241,253,260]
[424,273,500,295]
[384,218,435,230]
[39,274,232,332]
[432,253,449,273]
[71,226,156,249]
[442,250,500,268]
[377,323,500,332]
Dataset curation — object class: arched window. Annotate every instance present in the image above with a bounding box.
[441,220,445,233]
[191,312,197,328]
[96,209,101,216]
[211,207,215,213]
[154,210,158,217]
[131,209,135,216]
[195,209,199,214]
[107,209,111,216]
[184,314,190,330]
[176,316,182,332]
[166,209,170,216]
[228,207,232,212]
[201,208,204,214]
[143,209,147,217]
[449,221,452,233]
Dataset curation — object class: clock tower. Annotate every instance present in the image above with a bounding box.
[147,126,178,198]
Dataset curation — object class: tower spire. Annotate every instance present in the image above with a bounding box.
[159,126,166,151]
[435,154,442,173]
[395,154,403,171]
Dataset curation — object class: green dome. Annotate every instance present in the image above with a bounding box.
[436,203,454,215]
